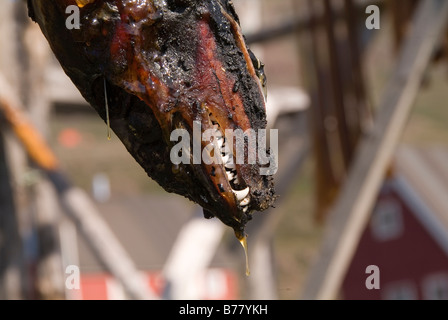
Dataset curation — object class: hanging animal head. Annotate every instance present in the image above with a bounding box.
[28,0,276,239]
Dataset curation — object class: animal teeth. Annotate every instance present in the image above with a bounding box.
[233,187,249,201]
[221,150,230,158]
[221,154,229,164]
[225,162,235,169]
[240,197,250,206]
[243,207,248,213]
[226,171,234,181]
[216,138,224,149]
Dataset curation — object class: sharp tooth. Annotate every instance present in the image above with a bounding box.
[234,176,239,184]
[233,187,249,201]
[216,138,223,149]
[221,154,229,164]
[226,171,234,181]
[225,159,235,167]
[243,207,248,213]
[222,144,232,154]
[240,197,250,206]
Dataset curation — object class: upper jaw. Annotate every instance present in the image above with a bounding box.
[169,107,254,234]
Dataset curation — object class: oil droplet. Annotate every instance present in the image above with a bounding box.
[172,164,180,174]
[238,234,250,276]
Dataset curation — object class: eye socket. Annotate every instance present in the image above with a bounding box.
[248,50,267,101]
[166,0,189,13]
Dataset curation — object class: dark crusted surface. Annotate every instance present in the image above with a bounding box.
[28,0,276,237]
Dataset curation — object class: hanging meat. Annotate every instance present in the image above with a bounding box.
[27,0,276,243]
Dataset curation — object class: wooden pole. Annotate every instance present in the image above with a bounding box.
[0,131,24,300]
[302,0,448,300]
[15,4,67,299]
[305,0,342,223]
[0,0,31,299]
[344,0,372,135]
[0,74,157,300]
[323,0,353,168]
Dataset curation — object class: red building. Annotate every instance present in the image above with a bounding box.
[342,147,448,300]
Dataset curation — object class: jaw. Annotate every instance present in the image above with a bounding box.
[28,0,276,238]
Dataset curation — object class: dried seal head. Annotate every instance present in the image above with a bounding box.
[27,0,276,241]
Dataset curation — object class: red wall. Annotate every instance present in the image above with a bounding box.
[341,185,448,300]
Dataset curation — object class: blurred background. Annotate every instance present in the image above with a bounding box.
[1,0,448,300]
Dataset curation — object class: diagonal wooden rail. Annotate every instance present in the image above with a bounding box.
[302,0,448,300]
[0,73,157,300]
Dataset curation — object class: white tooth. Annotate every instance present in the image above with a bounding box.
[240,197,250,206]
[222,145,232,155]
[243,207,248,213]
[225,161,235,169]
[226,171,234,181]
[233,187,249,201]
[216,138,223,149]
[234,176,240,184]
[221,154,229,164]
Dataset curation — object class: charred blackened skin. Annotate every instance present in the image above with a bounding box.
[28,0,276,240]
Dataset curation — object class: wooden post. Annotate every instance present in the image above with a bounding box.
[302,0,448,300]
[0,74,157,299]
[323,0,353,167]
[0,131,24,300]
[14,1,67,299]
[0,0,31,299]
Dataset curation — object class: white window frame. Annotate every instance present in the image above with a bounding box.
[371,198,404,242]
[383,281,418,300]
[422,273,448,300]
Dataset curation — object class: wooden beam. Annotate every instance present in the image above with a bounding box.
[0,0,30,299]
[0,131,24,299]
[302,0,448,300]
[0,74,157,300]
